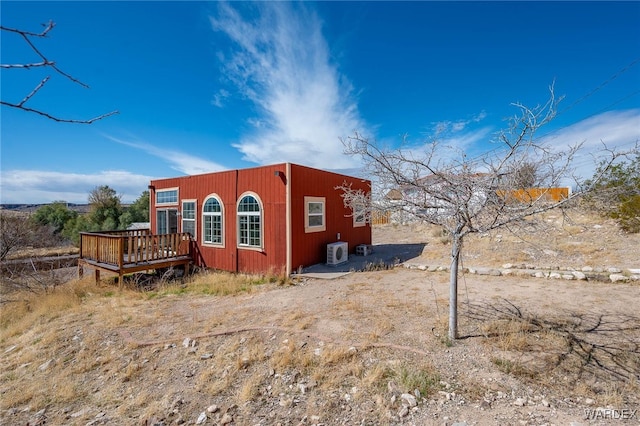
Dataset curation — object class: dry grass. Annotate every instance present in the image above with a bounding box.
[388,208,640,269]
[2,207,639,424]
[472,301,640,404]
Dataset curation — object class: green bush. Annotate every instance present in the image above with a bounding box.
[585,155,640,233]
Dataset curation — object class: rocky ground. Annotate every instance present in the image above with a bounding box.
[1,209,639,425]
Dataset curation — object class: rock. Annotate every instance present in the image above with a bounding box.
[514,397,527,406]
[610,274,628,282]
[562,274,575,280]
[549,272,561,279]
[438,391,452,400]
[607,267,622,273]
[541,399,550,407]
[581,266,593,272]
[477,268,501,276]
[70,407,91,418]
[572,271,587,280]
[220,413,233,425]
[398,406,409,417]
[182,338,192,348]
[401,393,417,407]
[628,268,640,274]
[39,359,55,371]
[200,353,213,360]
[584,398,595,405]
[534,272,546,278]
[502,263,514,269]
[206,405,218,413]
[195,412,206,424]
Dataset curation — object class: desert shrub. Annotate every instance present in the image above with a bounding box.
[584,154,640,233]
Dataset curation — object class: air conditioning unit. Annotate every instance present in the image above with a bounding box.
[327,242,348,266]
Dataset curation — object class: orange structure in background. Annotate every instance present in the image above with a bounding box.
[497,187,570,203]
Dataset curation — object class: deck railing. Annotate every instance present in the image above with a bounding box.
[79,230,191,268]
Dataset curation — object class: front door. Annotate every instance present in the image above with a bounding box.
[157,209,178,234]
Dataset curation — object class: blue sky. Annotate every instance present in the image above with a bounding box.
[1,1,639,204]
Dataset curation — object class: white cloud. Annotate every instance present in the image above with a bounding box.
[106,135,227,175]
[211,89,230,108]
[540,109,640,181]
[0,170,152,204]
[210,2,367,169]
[431,111,488,136]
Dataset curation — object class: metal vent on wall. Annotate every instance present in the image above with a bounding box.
[327,242,348,266]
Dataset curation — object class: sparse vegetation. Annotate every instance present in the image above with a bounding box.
[585,154,640,233]
[1,209,639,424]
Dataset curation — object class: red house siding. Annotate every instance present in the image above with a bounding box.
[235,164,287,274]
[289,164,371,271]
[150,163,370,275]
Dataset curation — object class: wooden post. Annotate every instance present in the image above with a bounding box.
[94,269,100,284]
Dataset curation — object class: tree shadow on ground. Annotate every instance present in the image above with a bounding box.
[460,298,640,386]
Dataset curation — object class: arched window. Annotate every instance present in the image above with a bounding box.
[203,196,223,245]
[237,194,262,248]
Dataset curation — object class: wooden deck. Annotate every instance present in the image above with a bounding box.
[78,229,192,287]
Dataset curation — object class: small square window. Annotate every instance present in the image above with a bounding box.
[305,197,326,233]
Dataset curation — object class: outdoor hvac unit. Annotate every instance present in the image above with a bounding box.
[327,242,348,266]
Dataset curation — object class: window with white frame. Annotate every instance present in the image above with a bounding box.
[353,203,366,227]
[157,209,178,234]
[304,196,326,233]
[182,200,196,238]
[237,194,262,248]
[156,188,178,205]
[203,196,223,245]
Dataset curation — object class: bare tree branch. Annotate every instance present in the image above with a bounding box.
[339,85,640,340]
[1,21,119,123]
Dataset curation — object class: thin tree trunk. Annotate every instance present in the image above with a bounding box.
[449,233,462,340]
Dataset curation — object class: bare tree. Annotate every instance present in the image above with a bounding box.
[339,85,638,340]
[0,20,118,123]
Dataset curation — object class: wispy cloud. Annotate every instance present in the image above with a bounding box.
[106,135,227,175]
[209,2,367,169]
[211,89,230,108]
[431,111,488,136]
[0,170,152,204]
[540,109,640,181]
[542,109,640,151]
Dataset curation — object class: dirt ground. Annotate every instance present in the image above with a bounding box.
[1,210,639,425]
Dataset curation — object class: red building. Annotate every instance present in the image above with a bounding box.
[149,163,371,275]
